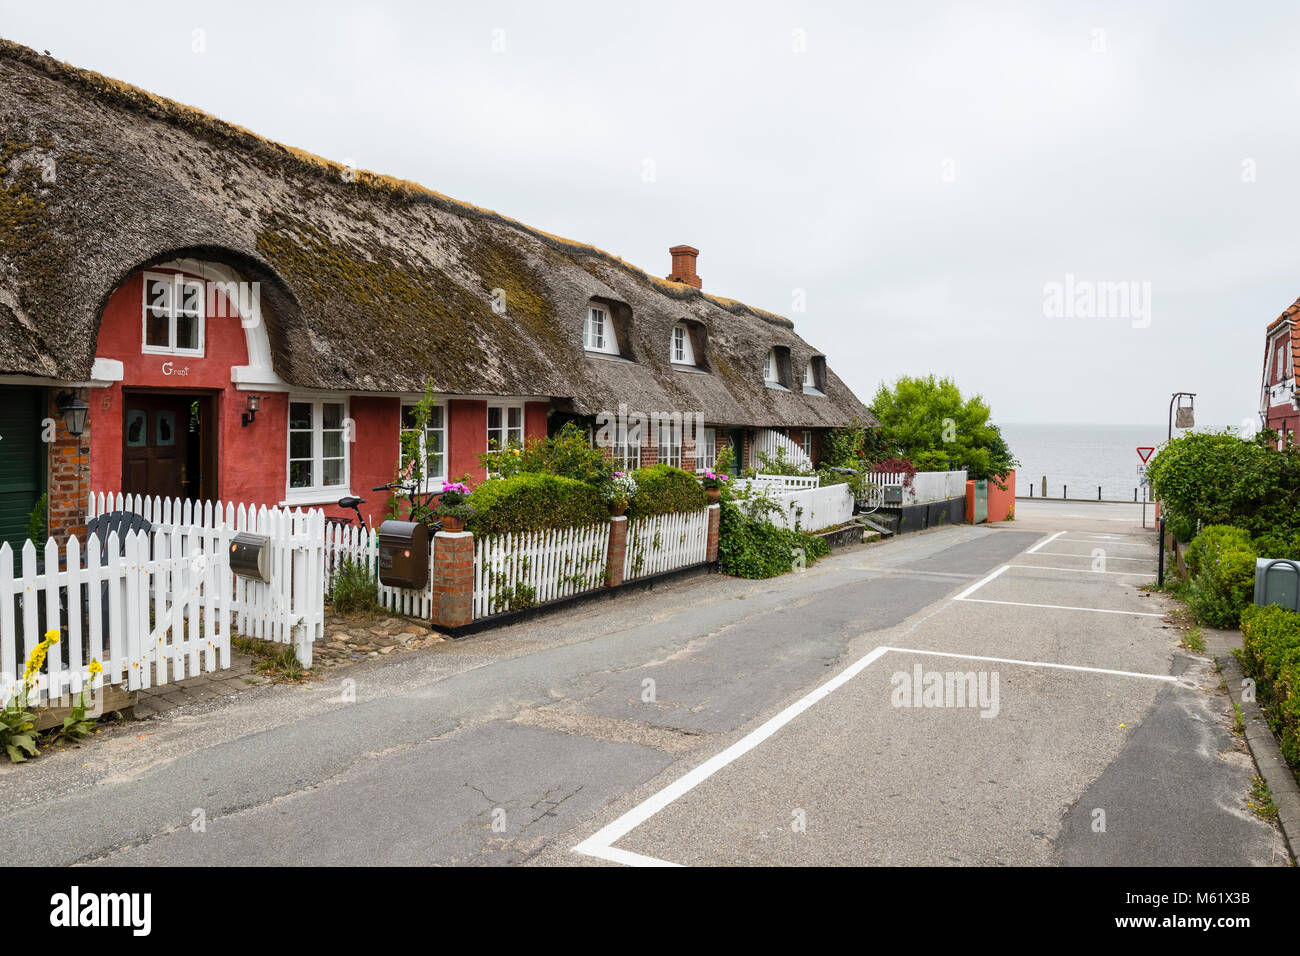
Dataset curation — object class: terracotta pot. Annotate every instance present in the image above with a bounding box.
[441,516,464,532]
[610,502,628,517]
[706,488,721,505]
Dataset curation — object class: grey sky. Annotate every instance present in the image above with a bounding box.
[3,0,1294,429]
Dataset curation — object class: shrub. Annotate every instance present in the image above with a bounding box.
[467,472,607,534]
[628,465,707,518]
[1252,531,1300,561]
[717,499,830,579]
[329,558,379,614]
[1239,604,1300,770]
[1166,512,1196,544]
[480,421,613,487]
[1184,525,1257,627]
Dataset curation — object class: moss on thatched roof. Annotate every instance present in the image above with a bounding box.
[0,37,873,428]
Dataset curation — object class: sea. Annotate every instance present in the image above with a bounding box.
[999,423,1168,502]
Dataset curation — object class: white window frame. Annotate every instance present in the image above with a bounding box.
[658,420,682,469]
[613,422,641,471]
[487,403,525,451]
[585,306,620,355]
[141,271,206,357]
[671,324,695,365]
[695,427,717,473]
[399,400,447,491]
[764,349,778,383]
[803,363,815,388]
[801,429,813,460]
[285,397,350,503]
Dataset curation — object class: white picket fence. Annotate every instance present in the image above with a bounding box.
[624,509,710,581]
[864,470,968,505]
[325,523,433,618]
[769,483,854,532]
[473,522,611,620]
[739,473,820,496]
[752,428,813,470]
[0,526,230,707]
[88,492,325,665]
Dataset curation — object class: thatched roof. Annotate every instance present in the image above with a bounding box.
[0,38,874,429]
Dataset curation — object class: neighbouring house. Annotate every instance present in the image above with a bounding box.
[1261,299,1299,444]
[0,38,874,551]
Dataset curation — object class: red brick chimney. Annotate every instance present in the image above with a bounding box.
[666,245,701,289]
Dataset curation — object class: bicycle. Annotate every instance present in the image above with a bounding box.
[371,480,444,533]
[324,495,368,531]
[827,466,888,516]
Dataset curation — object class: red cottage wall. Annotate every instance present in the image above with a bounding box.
[448,400,487,485]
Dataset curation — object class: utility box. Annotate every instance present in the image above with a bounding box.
[229,532,271,582]
[1253,558,1300,612]
[377,520,429,591]
[882,485,904,504]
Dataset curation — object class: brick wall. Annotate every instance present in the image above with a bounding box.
[47,393,90,542]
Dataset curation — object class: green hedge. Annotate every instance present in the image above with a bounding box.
[466,473,607,535]
[717,501,830,579]
[1239,604,1300,771]
[1184,524,1257,628]
[628,465,707,518]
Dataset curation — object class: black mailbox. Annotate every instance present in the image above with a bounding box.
[230,531,271,582]
[377,520,429,590]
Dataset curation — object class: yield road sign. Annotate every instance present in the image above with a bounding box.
[1136,446,1155,463]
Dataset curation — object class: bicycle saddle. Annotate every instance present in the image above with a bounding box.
[337,496,365,508]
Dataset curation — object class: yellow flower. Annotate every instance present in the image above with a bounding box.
[43,628,59,644]
[88,659,103,677]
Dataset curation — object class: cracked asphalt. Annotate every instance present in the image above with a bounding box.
[0,500,1284,866]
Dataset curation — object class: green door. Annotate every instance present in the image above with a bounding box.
[972,479,988,523]
[0,387,45,557]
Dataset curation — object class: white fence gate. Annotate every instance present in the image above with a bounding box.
[0,525,231,707]
[751,429,813,470]
[624,510,710,581]
[88,493,325,666]
[473,522,611,620]
[768,483,854,531]
[325,523,433,618]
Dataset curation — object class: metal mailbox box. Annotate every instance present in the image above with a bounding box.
[377,520,429,591]
[1253,558,1300,612]
[230,532,271,582]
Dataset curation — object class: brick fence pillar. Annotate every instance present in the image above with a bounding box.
[606,516,627,587]
[706,502,721,563]
[431,531,475,629]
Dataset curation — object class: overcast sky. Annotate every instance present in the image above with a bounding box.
[3,1,1295,428]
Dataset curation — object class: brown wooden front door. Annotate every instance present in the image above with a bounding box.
[122,393,205,502]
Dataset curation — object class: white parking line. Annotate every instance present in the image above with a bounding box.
[1006,564,1156,577]
[1031,551,1152,562]
[957,597,1165,617]
[1056,538,1151,549]
[886,646,1178,681]
[952,564,1010,600]
[1025,531,1067,554]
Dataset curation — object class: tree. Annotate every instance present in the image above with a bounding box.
[868,375,1017,481]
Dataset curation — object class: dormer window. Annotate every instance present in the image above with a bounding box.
[803,363,814,388]
[802,356,826,395]
[671,324,696,365]
[142,272,205,356]
[764,349,777,383]
[585,305,620,356]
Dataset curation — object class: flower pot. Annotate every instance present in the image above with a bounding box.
[441,516,464,532]
[706,488,721,505]
[609,502,628,517]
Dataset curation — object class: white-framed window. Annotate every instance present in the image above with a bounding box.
[585,306,620,355]
[400,401,446,488]
[287,398,348,499]
[764,349,778,383]
[658,420,681,469]
[613,423,641,471]
[671,323,695,365]
[801,429,813,460]
[695,427,717,472]
[803,363,815,388]
[142,272,205,356]
[487,403,524,450]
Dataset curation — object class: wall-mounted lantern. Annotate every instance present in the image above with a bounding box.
[242,393,261,428]
[55,390,89,437]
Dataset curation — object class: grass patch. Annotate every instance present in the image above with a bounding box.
[1232,701,1245,736]
[1247,775,1278,820]
[232,634,307,682]
[328,558,380,615]
[1181,626,1206,653]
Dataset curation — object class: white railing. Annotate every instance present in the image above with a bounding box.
[473,523,611,620]
[769,483,854,531]
[0,526,230,707]
[624,510,710,581]
[325,523,433,619]
[751,429,813,470]
[863,470,967,505]
[738,473,820,496]
[88,492,325,664]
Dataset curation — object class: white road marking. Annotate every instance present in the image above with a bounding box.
[957,597,1165,617]
[1006,564,1156,576]
[1057,537,1151,549]
[1025,530,1067,554]
[951,564,1010,600]
[885,646,1178,682]
[1031,551,1152,562]
[572,645,894,866]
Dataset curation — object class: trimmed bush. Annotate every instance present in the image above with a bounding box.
[1184,525,1257,627]
[1239,604,1300,771]
[628,464,707,518]
[717,500,830,579]
[466,472,607,535]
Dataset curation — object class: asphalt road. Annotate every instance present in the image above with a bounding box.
[0,499,1285,866]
